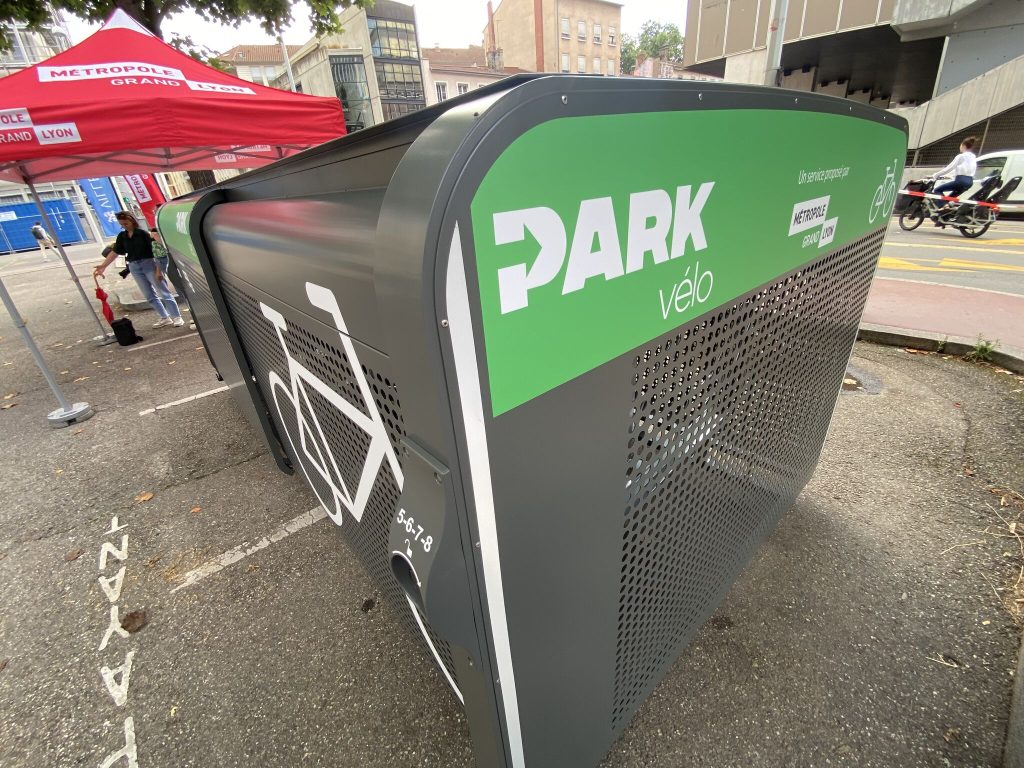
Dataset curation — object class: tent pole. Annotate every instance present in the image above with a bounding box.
[0,275,94,427]
[21,170,115,346]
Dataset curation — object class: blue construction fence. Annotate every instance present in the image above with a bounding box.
[0,199,89,253]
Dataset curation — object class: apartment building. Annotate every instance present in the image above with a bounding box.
[484,0,622,76]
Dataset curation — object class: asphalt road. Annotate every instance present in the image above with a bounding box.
[2,243,1024,767]
[879,216,1024,296]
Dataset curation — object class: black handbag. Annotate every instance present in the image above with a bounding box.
[110,317,143,346]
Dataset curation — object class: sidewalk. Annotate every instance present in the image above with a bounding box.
[864,276,1024,359]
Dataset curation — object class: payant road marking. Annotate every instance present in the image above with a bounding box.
[877,256,973,273]
[127,331,198,351]
[138,385,228,415]
[170,506,327,593]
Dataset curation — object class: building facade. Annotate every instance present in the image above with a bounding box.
[276,0,426,132]
[219,44,299,86]
[420,45,522,105]
[484,0,622,76]
[684,0,1024,166]
[0,20,71,78]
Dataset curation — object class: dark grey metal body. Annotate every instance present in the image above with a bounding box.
[161,75,904,768]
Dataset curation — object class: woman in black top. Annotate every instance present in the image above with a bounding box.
[93,211,184,328]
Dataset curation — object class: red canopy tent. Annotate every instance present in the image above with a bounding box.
[0,9,345,426]
[0,9,345,182]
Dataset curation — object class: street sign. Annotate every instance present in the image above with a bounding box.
[160,75,907,768]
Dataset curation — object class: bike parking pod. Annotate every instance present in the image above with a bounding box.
[158,75,908,768]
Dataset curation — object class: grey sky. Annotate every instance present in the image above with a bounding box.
[62,0,686,53]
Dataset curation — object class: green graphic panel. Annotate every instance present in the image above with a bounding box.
[156,200,199,263]
[469,109,906,416]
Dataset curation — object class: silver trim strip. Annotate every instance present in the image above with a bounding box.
[445,223,525,768]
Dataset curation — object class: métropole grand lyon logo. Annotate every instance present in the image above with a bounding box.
[0,107,81,146]
[493,182,715,314]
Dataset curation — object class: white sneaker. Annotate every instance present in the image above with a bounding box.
[152,318,173,328]
[172,317,185,327]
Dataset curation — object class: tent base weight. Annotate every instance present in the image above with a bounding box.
[48,402,94,428]
[93,334,117,346]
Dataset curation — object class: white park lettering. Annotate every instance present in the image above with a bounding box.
[495,182,714,313]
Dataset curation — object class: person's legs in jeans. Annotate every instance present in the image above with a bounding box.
[143,258,182,320]
[129,259,172,320]
[934,175,972,209]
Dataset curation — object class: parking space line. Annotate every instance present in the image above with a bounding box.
[138,385,229,416]
[127,332,199,351]
[170,506,327,593]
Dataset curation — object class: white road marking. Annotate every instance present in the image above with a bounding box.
[874,276,1024,299]
[98,717,138,768]
[100,650,136,707]
[127,331,199,351]
[138,385,229,416]
[170,506,328,593]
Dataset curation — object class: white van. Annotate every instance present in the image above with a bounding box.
[964,150,1024,209]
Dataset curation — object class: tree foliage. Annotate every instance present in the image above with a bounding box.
[620,20,684,73]
[0,0,373,50]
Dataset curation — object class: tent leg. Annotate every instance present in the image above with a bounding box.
[23,175,116,347]
[0,276,94,428]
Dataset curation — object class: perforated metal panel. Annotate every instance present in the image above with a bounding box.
[219,278,460,690]
[612,229,883,728]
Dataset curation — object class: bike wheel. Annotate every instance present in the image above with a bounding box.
[958,208,994,238]
[869,187,883,224]
[899,208,924,231]
[882,184,896,217]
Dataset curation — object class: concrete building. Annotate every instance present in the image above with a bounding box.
[219,44,300,86]
[484,0,622,76]
[684,0,1024,167]
[275,0,426,132]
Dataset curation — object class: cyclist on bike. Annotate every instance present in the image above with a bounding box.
[930,136,978,212]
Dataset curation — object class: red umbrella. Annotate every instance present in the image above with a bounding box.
[93,275,114,325]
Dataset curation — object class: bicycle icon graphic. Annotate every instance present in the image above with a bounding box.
[869,158,898,224]
[260,282,404,526]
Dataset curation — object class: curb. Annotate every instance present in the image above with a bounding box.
[857,323,1024,375]
[857,322,1024,768]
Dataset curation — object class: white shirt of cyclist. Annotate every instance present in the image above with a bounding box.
[936,151,978,178]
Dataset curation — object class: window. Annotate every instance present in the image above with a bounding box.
[975,156,1006,181]
[374,61,424,100]
[593,57,601,74]
[330,55,372,131]
[382,101,423,121]
[457,82,469,95]
[435,81,448,101]
[561,53,570,73]
[607,58,615,76]
[577,55,586,73]
[367,17,419,59]
[609,27,617,45]
[577,20,586,41]
[593,23,602,43]
[561,17,570,39]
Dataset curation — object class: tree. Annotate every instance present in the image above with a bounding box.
[620,20,684,74]
[0,0,373,52]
